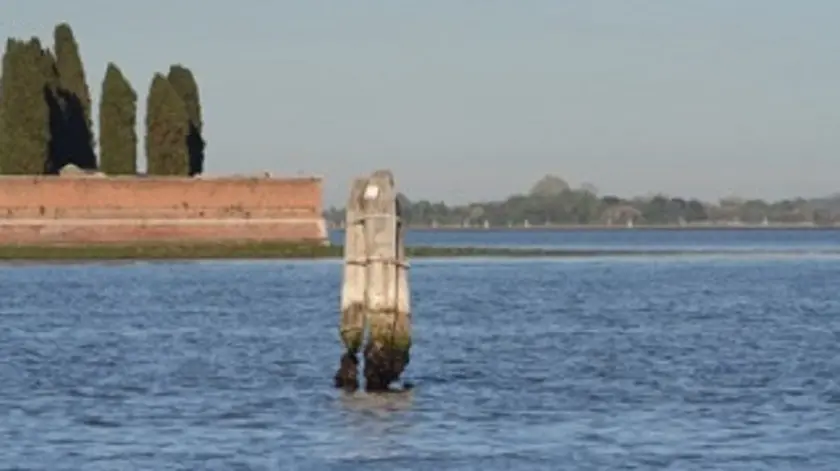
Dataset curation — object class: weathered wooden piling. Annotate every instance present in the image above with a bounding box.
[335,170,411,392]
[334,178,369,391]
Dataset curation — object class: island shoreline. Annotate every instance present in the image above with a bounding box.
[343,224,840,232]
[0,240,837,262]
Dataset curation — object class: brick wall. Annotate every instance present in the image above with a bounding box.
[0,176,328,244]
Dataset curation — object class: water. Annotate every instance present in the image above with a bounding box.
[2,230,840,470]
[329,227,840,253]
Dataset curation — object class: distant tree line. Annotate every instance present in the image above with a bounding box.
[324,175,840,227]
[0,23,205,176]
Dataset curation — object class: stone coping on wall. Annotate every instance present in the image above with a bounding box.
[0,207,319,219]
[0,175,323,181]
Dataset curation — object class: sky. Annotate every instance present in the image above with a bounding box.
[2,1,839,206]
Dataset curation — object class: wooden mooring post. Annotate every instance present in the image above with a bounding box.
[334,170,411,392]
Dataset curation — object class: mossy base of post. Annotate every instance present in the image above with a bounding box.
[333,351,360,391]
[363,334,411,392]
[335,303,365,391]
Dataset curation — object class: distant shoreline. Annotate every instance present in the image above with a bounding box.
[330,224,839,232]
[2,241,835,262]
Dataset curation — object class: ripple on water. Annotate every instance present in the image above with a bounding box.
[0,255,839,470]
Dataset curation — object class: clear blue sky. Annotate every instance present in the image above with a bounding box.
[2,1,839,206]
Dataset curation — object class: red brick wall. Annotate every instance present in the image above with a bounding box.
[0,176,327,244]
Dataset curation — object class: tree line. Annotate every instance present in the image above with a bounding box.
[324,175,840,227]
[0,23,205,176]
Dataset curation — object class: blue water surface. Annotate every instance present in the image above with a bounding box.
[329,227,840,252]
[1,230,839,470]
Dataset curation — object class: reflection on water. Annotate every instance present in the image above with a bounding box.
[333,391,418,463]
[337,390,415,415]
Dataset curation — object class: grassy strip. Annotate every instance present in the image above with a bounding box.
[0,241,708,261]
[0,241,338,261]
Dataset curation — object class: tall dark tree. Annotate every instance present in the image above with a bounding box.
[0,39,13,173]
[52,22,96,170]
[41,47,63,174]
[0,98,4,172]
[167,64,205,176]
[145,73,189,176]
[0,37,54,174]
[99,63,137,175]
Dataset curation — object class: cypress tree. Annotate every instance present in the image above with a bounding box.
[0,39,14,173]
[99,63,137,175]
[167,64,205,176]
[53,22,96,170]
[0,38,53,174]
[145,73,189,176]
[41,47,63,174]
[0,92,4,172]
